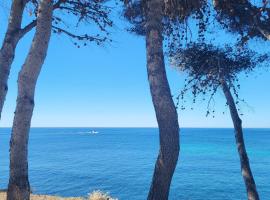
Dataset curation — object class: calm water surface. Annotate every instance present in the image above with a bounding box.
[0,128,269,199]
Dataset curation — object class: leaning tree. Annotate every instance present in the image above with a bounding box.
[7,0,53,198]
[143,1,180,199]
[4,0,113,199]
[0,0,112,120]
[171,43,268,200]
[121,0,211,199]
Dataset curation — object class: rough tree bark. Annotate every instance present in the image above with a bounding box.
[145,0,180,199]
[0,0,29,120]
[222,81,260,200]
[7,0,53,199]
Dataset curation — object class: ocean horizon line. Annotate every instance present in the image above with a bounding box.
[0,126,270,129]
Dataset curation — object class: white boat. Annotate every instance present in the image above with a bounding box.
[89,130,98,134]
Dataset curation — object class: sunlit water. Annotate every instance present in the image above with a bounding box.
[0,128,269,199]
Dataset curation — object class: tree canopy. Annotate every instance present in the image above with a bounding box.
[213,0,270,42]
[170,43,269,115]
[121,0,211,50]
[21,0,113,47]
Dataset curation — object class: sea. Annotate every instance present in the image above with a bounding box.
[0,128,269,200]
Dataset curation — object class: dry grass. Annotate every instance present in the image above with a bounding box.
[0,191,117,200]
[0,192,82,200]
[87,191,117,200]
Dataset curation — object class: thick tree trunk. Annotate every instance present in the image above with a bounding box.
[7,1,53,200]
[222,82,259,200]
[0,0,28,120]
[145,0,180,199]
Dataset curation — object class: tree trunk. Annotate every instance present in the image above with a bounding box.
[7,1,53,200]
[0,0,29,120]
[145,0,180,199]
[222,82,259,200]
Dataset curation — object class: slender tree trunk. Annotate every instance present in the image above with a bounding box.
[0,0,29,120]
[145,0,180,199]
[7,1,53,200]
[222,82,259,200]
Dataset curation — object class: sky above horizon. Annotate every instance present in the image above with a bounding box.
[0,4,269,128]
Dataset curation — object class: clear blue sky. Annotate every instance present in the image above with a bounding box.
[0,5,269,128]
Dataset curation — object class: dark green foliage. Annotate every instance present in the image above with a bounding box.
[170,43,269,115]
[213,0,270,42]
[121,0,211,48]
[25,0,113,47]
[122,0,205,32]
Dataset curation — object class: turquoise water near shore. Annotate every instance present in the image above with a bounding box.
[0,128,269,199]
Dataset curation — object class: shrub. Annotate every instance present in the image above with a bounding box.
[88,190,118,200]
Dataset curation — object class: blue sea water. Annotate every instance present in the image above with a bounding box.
[0,128,269,200]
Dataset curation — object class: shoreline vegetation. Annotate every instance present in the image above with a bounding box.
[0,191,117,200]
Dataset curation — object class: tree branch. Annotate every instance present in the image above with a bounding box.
[52,25,107,44]
[17,0,65,39]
